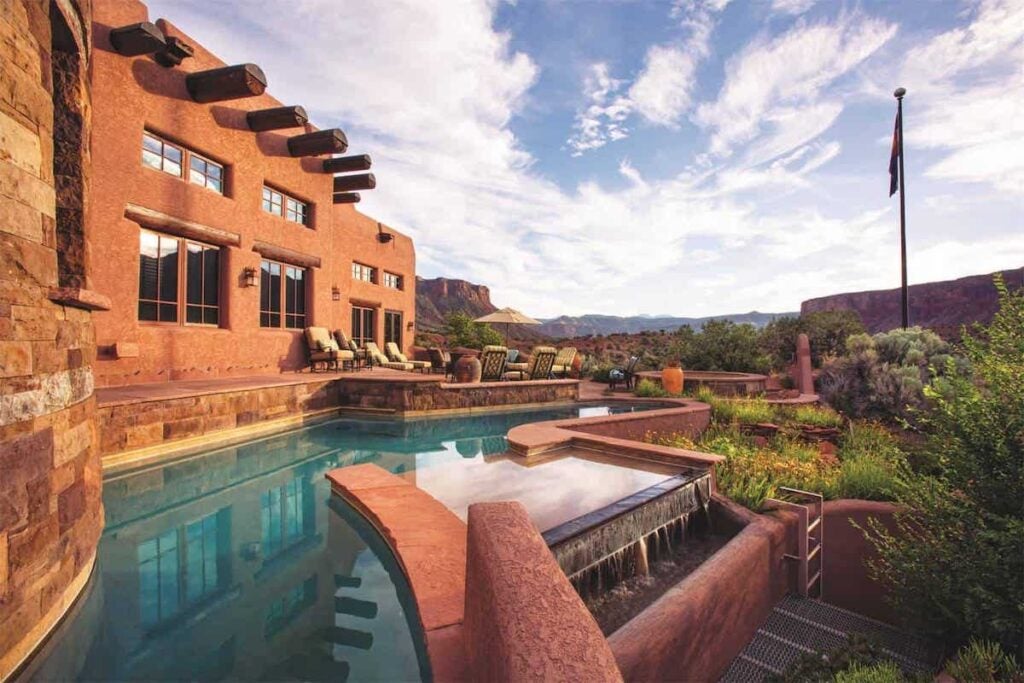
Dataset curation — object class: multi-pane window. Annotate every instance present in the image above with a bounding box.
[138,230,220,326]
[351,306,375,346]
[137,509,229,629]
[142,132,224,195]
[351,262,376,283]
[264,576,317,639]
[260,259,306,329]
[262,186,310,227]
[384,310,402,348]
[383,272,403,290]
[189,154,223,193]
[142,132,183,177]
[260,478,314,560]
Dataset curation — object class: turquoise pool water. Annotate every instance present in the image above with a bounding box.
[26,403,661,682]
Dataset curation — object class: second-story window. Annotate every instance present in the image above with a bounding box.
[189,154,223,194]
[142,132,183,177]
[351,262,376,284]
[263,186,310,227]
[383,272,403,290]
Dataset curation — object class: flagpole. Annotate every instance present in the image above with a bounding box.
[895,87,909,329]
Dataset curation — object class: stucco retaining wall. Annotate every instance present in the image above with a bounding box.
[464,502,623,683]
[609,497,795,683]
[567,404,710,442]
[821,499,900,624]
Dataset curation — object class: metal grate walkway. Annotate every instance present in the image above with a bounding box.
[719,594,939,682]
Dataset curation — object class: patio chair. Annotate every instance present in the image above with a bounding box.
[428,347,450,375]
[334,329,368,369]
[609,355,640,390]
[503,346,557,381]
[385,342,431,373]
[479,345,508,381]
[552,347,578,378]
[304,326,354,372]
[364,342,414,371]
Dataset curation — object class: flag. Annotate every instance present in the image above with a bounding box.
[889,109,900,196]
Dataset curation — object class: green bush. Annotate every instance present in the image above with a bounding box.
[634,378,671,398]
[769,634,895,683]
[834,661,905,683]
[669,320,772,374]
[760,310,867,371]
[946,639,1021,683]
[786,404,845,428]
[865,276,1024,658]
[712,398,776,424]
[839,454,902,501]
[443,312,504,349]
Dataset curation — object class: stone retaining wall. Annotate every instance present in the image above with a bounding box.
[335,378,579,414]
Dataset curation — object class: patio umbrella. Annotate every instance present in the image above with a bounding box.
[474,307,541,345]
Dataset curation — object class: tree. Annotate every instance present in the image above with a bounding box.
[443,311,503,349]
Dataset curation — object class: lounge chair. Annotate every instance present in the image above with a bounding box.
[305,326,354,372]
[503,346,557,381]
[552,347,578,378]
[608,355,640,390]
[364,342,414,371]
[385,342,431,373]
[428,347,450,375]
[479,345,508,381]
[334,329,368,369]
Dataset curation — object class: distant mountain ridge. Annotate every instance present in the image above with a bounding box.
[801,267,1024,336]
[416,276,496,332]
[538,311,796,338]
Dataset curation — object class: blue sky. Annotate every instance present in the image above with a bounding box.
[149,0,1024,317]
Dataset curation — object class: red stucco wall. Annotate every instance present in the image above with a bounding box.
[88,0,416,386]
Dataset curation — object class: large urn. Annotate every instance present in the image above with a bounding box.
[453,355,482,383]
[662,364,684,395]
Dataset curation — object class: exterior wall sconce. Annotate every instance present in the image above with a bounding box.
[243,267,258,287]
[406,320,415,330]
[332,286,341,301]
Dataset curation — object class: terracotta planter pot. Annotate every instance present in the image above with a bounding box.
[571,353,583,378]
[454,356,482,383]
[662,366,684,394]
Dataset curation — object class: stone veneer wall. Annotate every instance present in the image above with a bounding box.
[0,0,104,677]
[334,378,580,414]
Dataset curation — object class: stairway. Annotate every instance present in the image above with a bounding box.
[719,594,939,681]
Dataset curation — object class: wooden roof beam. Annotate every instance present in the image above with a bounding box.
[323,154,372,174]
[333,193,361,204]
[109,22,166,56]
[287,129,348,157]
[185,64,267,103]
[247,106,309,132]
[333,173,375,193]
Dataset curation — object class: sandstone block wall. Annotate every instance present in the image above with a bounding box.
[0,0,103,677]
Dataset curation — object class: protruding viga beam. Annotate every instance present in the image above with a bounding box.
[109,22,166,56]
[333,193,361,204]
[323,154,372,174]
[247,105,308,132]
[287,129,348,157]
[185,64,267,103]
[333,173,375,193]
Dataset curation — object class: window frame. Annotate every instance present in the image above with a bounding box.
[138,229,221,328]
[142,130,225,196]
[383,271,403,290]
[384,310,403,348]
[259,258,308,330]
[262,184,311,227]
[351,262,377,284]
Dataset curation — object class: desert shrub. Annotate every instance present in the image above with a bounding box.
[634,378,670,398]
[760,311,867,371]
[818,327,961,422]
[443,312,504,349]
[865,276,1024,657]
[945,639,1022,683]
[769,634,895,683]
[712,398,776,424]
[588,360,616,382]
[833,661,905,683]
[839,455,902,501]
[669,320,771,373]
[786,404,845,428]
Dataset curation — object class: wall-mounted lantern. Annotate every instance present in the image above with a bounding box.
[332,286,341,301]
[243,267,259,287]
[406,320,415,330]
[377,222,393,244]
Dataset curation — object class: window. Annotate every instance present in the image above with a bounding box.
[142,132,183,177]
[351,262,376,284]
[260,259,307,329]
[263,186,310,226]
[137,509,230,629]
[383,271,403,290]
[138,230,220,326]
[260,478,314,560]
[264,576,317,639]
[384,310,402,348]
[189,153,223,193]
[351,306,375,346]
[142,132,224,195]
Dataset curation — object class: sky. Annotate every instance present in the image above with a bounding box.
[148,0,1024,318]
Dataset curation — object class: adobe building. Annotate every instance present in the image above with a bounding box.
[88,0,417,387]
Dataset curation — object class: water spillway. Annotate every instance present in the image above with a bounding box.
[543,468,713,600]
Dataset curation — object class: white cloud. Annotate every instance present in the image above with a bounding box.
[771,0,817,16]
[629,44,702,127]
[566,63,632,156]
[695,13,896,158]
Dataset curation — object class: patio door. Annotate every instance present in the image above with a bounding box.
[384,310,402,349]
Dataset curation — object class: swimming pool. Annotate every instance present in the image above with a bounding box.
[25,403,667,682]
